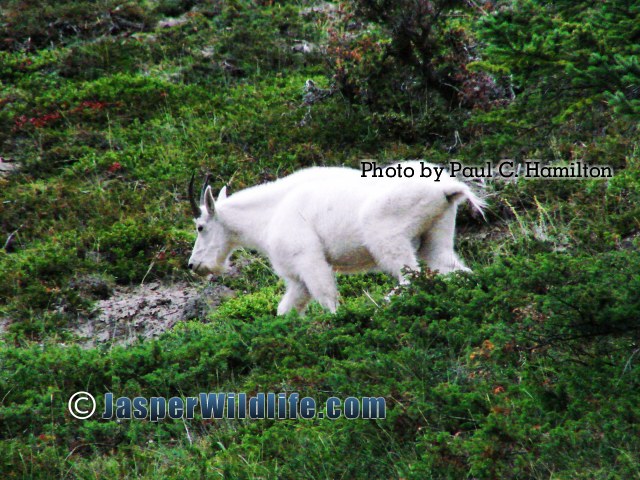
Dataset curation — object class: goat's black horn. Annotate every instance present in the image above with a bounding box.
[188,173,200,218]
[199,173,212,205]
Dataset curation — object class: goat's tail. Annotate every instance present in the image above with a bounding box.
[444,184,487,219]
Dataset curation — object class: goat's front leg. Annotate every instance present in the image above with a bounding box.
[270,234,339,314]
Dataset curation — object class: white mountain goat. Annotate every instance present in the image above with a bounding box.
[187,162,485,315]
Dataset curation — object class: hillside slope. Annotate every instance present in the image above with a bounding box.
[1,1,639,477]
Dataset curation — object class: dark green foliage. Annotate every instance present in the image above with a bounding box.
[2,254,640,477]
[0,1,153,51]
[320,0,507,144]
[472,0,640,153]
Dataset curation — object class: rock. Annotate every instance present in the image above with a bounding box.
[69,274,115,300]
[157,16,189,28]
[300,2,338,17]
[292,41,318,54]
[0,157,19,176]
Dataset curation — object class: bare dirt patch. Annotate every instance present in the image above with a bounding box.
[75,280,234,348]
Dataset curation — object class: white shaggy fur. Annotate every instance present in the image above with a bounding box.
[188,161,485,315]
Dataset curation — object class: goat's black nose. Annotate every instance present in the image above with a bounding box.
[188,263,193,270]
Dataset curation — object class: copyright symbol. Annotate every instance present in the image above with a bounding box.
[68,391,96,420]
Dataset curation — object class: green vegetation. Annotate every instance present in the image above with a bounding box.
[1,0,639,477]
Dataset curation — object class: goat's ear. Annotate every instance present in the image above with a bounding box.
[218,185,228,201]
[204,185,216,214]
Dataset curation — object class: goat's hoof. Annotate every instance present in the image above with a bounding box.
[383,285,403,303]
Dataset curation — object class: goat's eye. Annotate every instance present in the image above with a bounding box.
[197,225,203,232]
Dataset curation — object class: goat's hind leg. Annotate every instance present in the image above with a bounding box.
[418,208,470,273]
[277,278,311,315]
[366,236,420,284]
[299,262,339,313]
[364,236,419,302]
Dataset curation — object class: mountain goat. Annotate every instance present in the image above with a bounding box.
[187,162,484,315]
